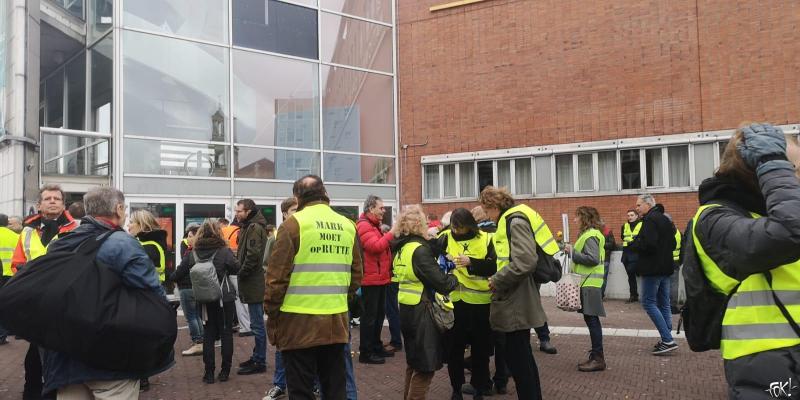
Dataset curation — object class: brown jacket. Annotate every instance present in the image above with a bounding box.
[264,201,363,351]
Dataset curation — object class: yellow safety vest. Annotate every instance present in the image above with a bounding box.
[493,204,559,273]
[20,227,48,262]
[673,229,682,262]
[444,231,492,304]
[140,240,166,283]
[394,241,425,305]
[572,229,606,288]
[622,221,642,247]
[281,204,355,315]
[693,204,800,360]
[0,227,20,276]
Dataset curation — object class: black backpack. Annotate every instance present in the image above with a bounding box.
[677,219,739,352]
[0,230,176,373]
[505,216,562,284]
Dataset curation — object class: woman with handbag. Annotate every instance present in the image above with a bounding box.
[391,205,458,400]
[172,219,240,384]
[564,206,607,372]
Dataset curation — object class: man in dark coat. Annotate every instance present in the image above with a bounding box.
[234,199,268,375]
[629,195,678,355]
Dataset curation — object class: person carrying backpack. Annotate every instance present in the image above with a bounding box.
[172,219,240,384]
[690,123,800,399]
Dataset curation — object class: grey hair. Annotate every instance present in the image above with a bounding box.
[638,194,656,206]
[83,187,125,217]
[363,195,382,213]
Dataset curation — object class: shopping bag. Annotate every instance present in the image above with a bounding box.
[555,252,582,312]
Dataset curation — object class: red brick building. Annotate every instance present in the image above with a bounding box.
[397,0,800,236]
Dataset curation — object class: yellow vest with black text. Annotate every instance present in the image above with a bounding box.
[693,204,800,360]
[673,229,682,262]
[573,229,606,288]
[622,221,642,247]
[493,204,559,273]
[140,240,166,283]
[445,231,492,304]
[281,204,355,315]
[0,227,19,276]
[393,241,425,305]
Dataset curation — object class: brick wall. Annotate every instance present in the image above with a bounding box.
[397,0,800,218]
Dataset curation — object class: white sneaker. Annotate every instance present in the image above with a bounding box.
[181,343,203,356]
[263,385,286,400]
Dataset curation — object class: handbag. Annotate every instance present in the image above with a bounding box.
[426,292,455,332]
[555,251,583,312]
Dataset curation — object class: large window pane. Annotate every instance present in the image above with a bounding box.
[515,158,532,195]
[497,160,511,190]
[89,0,112,43]
[124,0,228,44]
[125,138,229,177]
[45,73,64,128]
[694,143,715,185]
[577,154,593,191]
[321,0,392,23]
[91,35,112,133]
[621,149,641,190]
[477,161,493,193]
[321,66,393,155]
[233,50,319,148]
[324,153,394,184]
[235,147,319,180]
[555,154,573,193]
[646,148,664,187]
[233,0,318,59]
[123,31,229,142]
[320,12,392,73]
[66,53,86,130]
[423,165,439,199]
[459,162,476,198]
[535,156,552,194]
[442,164,456,198]
[668,146,690,187]
[598,151,616,191]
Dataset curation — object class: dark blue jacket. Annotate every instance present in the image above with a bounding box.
[42,216,170,392]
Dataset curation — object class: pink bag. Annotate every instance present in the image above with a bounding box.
[555,253,582,312]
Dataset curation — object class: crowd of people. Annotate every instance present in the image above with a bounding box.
[1,122,799,399]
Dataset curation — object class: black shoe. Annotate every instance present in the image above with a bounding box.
[451,390,465,400]
[239,359,255,368]
[203,371,215,384]
[358,353,385,364]
[461,383,475,395]
[0,337,8,345]
[376,348,395,358]
[217,369,230,382]
[539,340,558,354]
[626,296,639,303]
[238,331,254,337]
[237,363,266,375]
[139,378,150,391]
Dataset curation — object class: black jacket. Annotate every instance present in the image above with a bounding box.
[172,237,240,300]
[628,204,675,276]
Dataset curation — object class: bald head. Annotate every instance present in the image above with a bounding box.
[292,175,329,208]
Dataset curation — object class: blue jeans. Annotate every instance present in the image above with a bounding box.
[584,315,603,355]
[179,289,203,343]
[273,351,286,389]
[385,282,403,348]
[247,302,267,365]
[641,275,673,342]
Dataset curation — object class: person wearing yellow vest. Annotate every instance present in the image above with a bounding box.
[664,214,684,314]
[0,213,20,345]
[128,210,168,284]
[479,186,558,400]
[564,207,607,372]
[691,123,800,398]
[620,209,641,303]
[390,204,458,400]
[265,175,363,399]
[11,184,78,399]
[434,208,496,399]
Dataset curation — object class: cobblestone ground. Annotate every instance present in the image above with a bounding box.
[0,299,727,399]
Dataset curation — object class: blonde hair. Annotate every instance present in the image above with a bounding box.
[395,205,428,237]
[479,186,515,211]
[196,218,223,241]
[129,210,161,233]
[471,205,488,222]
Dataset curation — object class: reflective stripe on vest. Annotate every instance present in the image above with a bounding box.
[281,204,355,315]
[622,222,641,247]
[445,230,491,304]
[394,241,424,305]
[140,240,166,283]
[673,229,682,262]
[493,204,559,273]
[20,227,47,262]
[572,229,606,288]
[0,227,20,276]
[693,204,800,360]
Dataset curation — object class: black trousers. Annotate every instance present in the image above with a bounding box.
[623,261,639,298]
[203,301,235,373]
[584,315,603,355]
[359,285,386,355]
[492,331,509,389]
[447,302,491,393]
[284,343,346,400]
[504,330,542,400]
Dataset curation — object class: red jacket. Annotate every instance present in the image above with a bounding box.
[356,213,394,286]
